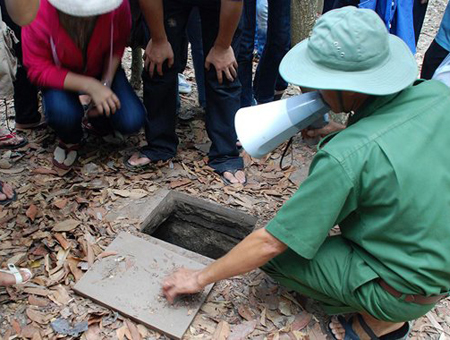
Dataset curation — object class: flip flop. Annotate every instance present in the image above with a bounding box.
[329,315,411,340]
[0,181,17,206]
[0,133,28,150]
[0,264,33,285]
[219,169,247,186]
[123,152,152,172]
[53,142,80,170]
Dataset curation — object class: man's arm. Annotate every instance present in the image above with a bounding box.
[138,0,174,77]
[163,228,287,303]
[5,0,40,26]
[205,0,243,84]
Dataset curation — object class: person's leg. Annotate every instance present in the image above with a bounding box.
[413,0,428,45]
[255,0,268,56]
[253,0,291,104]
[0,0,41,128]
[42,89,84,168]
[187,7,206,108]
[129,0,191,166]
[262,236,435,338]
[198,1,245,183]
[237,0,256,108]
[421,39,450,79]
[42,89,84,144]
[97,68,146,135]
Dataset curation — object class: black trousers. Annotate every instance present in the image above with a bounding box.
[141,0,243,173]
[421,40,450,80]
[0,0,40,124]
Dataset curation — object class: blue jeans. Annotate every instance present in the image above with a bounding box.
[238,0,257,108]
[238,0,290,107]
[43,68,146,144]
[255,0,268,57]
[141,0,243,173]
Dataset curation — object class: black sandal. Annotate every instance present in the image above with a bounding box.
[123,152,152,172]
[219,169,247,186]
[329,314,411,340]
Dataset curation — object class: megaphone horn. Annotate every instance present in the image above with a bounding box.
[235,91,330,159]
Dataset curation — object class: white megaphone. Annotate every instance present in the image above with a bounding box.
[235,91,330,158]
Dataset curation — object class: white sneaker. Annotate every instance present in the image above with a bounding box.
[178,73,192,94]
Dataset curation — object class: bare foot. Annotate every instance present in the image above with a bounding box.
[329,314,405,340]
[223,170,246,184]
[0,269,31,287]
[0,182,14,202]
[128,152,151,167]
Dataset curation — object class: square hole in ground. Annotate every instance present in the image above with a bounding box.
[141,191,257,259]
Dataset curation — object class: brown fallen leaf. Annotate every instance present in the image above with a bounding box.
[26,204,38,222]
[21,324,39,339]
[112,189,148,199]
[238,305,255,321]
[136,325,149,338]
[31,331,43,340]
[98,251,119,259]
[0,167,24,174]
[31,167,58,175]
[26,308,53,324]
[28,295,49,307]
[213,320,230,340]
[54,233,71,250]
[54,198,68,209]
[11,319,21,336]
[229,320,257,340]
[49,285,72,305]
[116,325,130,340]
[24,287,50,297]
[84,324,101,340]
[125,319,142,340]
[53,219,80,232]
[169,178,192,189]
[66,257,83,281]
[86,243,94,268]
[291,311,311,331]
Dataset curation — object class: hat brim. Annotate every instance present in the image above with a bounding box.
[279,34,418,96]
[49,0,123,17]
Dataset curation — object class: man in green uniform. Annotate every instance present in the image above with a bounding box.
[161,7,450,340]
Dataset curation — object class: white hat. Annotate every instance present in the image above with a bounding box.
[48,0,123,17]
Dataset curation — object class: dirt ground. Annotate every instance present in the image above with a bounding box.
[1,1,449,339]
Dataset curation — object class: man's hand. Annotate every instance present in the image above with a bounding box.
[162,268,205,304]
[303,121,346,139]
[205,45,238,84]
[144,39,174,78]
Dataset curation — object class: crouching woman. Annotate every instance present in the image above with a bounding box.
[22,0,146,169]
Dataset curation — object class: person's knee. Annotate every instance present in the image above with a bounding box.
[114,102,146,135]
[44,92,82,132]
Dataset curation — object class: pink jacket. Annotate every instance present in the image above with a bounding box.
[22,0,131,89]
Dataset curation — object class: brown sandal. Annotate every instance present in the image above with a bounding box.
[52,142,80,170]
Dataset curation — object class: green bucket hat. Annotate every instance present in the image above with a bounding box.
[279,6,418,95]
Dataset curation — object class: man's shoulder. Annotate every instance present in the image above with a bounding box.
[321,80,450,162]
